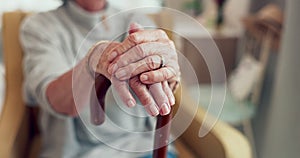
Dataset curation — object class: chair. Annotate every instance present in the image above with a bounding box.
[0,11,252,158]
[0,11,41,158]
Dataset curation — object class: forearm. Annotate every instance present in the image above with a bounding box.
[46,40,116,117]
[46,57,96,117]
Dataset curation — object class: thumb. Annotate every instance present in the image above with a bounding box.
[129,22,144,34]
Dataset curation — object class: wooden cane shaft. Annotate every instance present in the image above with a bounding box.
[90,74,111,125]
[153,110,172,158]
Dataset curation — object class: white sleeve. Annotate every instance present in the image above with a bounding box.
[20,14,70,119]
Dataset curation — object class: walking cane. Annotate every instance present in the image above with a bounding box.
[90,74,172,158]
[90,74,110,125]
[153,112,172,158]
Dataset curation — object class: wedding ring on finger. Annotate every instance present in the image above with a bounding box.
[158,54,166,69]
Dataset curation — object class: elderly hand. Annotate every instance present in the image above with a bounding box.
[87,41,120,80]
[87,40,172,116]
[109,23,180,116]
[88,23,179,116]
[107,28,180,88]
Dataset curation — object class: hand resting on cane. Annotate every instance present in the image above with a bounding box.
[89,23,180,116]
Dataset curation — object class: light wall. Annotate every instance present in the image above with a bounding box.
[108,0,161,10]
[0,0,61,12]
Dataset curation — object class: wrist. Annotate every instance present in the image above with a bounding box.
[86,40,109,78]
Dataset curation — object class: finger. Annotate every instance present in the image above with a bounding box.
[128,29,169,44]
[140,67,177,84]
[108,23,143,62]
[107,30,170,62]
[162,81,175,106]
[129,77,159,116]
[109,23,144,59]
[111,77,136,108]
[109,42,174,74]
[168,76,181,92]
[89,42,119,74]
[169,81,176,89]
[129,22,144,34]
[115,55,161,80]
[148,83,171,116]
[107,23,143,73]
[97,42,120,63]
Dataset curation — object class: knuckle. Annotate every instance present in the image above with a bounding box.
[146,56,158,70]
[163,68,174,80]
[118,44,127,53]
[162,70,169,80]
[127,64,135,74]
[117,55,128,66]
[157,29,168,39]
[168,40,176,49]
[128,33,139,43]
[134,44,146,58]
[128,34,135,42]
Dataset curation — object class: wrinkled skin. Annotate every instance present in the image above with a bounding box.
[88,23,180,116]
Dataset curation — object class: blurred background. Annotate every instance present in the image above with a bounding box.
[0,0,299,158]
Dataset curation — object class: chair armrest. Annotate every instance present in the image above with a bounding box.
[0,100,28,158]
[0,11,29,158]
[172,85,252,158]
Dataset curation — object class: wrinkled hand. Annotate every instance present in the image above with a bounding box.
[88,23,179,116]
[87,41,121,80]
[108,23,179,116]
[107,28,180,87]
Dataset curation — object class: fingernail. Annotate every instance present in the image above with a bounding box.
[116,69,127,79]
[160,103,170,115]
[146,104,159,116]
[140,74,148,81]
[127,100,136,107]
[108,51,118,61]
[170,97,175,106]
